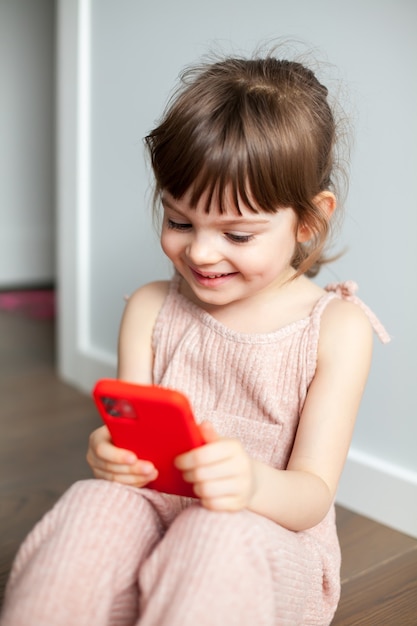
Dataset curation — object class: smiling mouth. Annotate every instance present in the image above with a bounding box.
[193,270,233,278]
[191,268,236,281]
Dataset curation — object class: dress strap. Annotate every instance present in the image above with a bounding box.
[325,281,391,344]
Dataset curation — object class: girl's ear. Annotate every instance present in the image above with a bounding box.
[296,191,337,243]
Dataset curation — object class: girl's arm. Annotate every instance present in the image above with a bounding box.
[86,281,169,484]
[250,298,373,530]
[176,298,373,531]
[117,281,169,383]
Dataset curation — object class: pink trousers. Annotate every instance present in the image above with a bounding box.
[0,479,337,625]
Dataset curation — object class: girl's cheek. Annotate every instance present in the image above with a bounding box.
[160,232,174,258]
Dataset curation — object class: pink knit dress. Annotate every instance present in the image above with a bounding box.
[0,276,389,626]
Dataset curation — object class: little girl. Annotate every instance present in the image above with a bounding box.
[1,52,389,626]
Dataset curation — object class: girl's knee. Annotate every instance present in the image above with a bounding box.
[63,478,125,499]
[48,479,154,531]
[60,479,139,508]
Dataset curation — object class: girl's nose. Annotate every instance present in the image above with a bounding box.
[186,234,222,266]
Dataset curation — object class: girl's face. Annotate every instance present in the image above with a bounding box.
[160,189,301,310]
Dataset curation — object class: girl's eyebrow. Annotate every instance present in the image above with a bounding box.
[161,196,270,226]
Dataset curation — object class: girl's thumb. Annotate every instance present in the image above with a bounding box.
[199,421,220,443]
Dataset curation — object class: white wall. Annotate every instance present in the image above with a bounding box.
[57,0,417,537]
[0,0,55,287]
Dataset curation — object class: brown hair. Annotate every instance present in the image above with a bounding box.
[145,54,346,277]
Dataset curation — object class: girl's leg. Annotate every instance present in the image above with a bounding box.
[0,480,164,626]
[136,504,313,626]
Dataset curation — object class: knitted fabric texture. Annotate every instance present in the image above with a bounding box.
[1,275,389,626]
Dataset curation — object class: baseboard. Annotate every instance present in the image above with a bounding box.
[336,446,417,539]
[59,347,117,396]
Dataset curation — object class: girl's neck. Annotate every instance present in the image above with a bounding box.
[179,273,324,334]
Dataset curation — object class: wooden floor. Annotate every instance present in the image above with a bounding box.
[0,308,416,624]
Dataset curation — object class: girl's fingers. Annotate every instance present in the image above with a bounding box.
[93,467,158,486]
[197,487,251,512]
[89,426,137,464]
[198,420,221,443]
[196,475,256,512]
[87,450,134,473]
[181,456,241,484]
[175,438,240,471]
[176,436,256,510]
[87,425,157,479]
[192,475,241,498]
[174,421,222,470]
[93,459,156,476]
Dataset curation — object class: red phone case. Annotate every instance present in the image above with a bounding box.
[92,379,205,497]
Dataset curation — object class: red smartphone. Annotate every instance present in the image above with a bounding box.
[92,379,205,497]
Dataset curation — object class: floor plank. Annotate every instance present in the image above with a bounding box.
[334,548,417,625]
[336,506,417,584]
[332,506,417,624]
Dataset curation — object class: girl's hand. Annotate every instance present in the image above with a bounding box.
[86,425,158,487]
[175,422,258,511]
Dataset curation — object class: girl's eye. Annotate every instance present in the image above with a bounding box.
[167,219,191,231]
[226,233,254,244]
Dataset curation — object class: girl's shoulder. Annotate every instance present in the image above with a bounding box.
[125,280,170,314]
[319,280,390,346]
[122,280,172,334]
[320,295,374,340]
[316,289,376,368]
[290,277,374,342]
[118,280,172,382]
